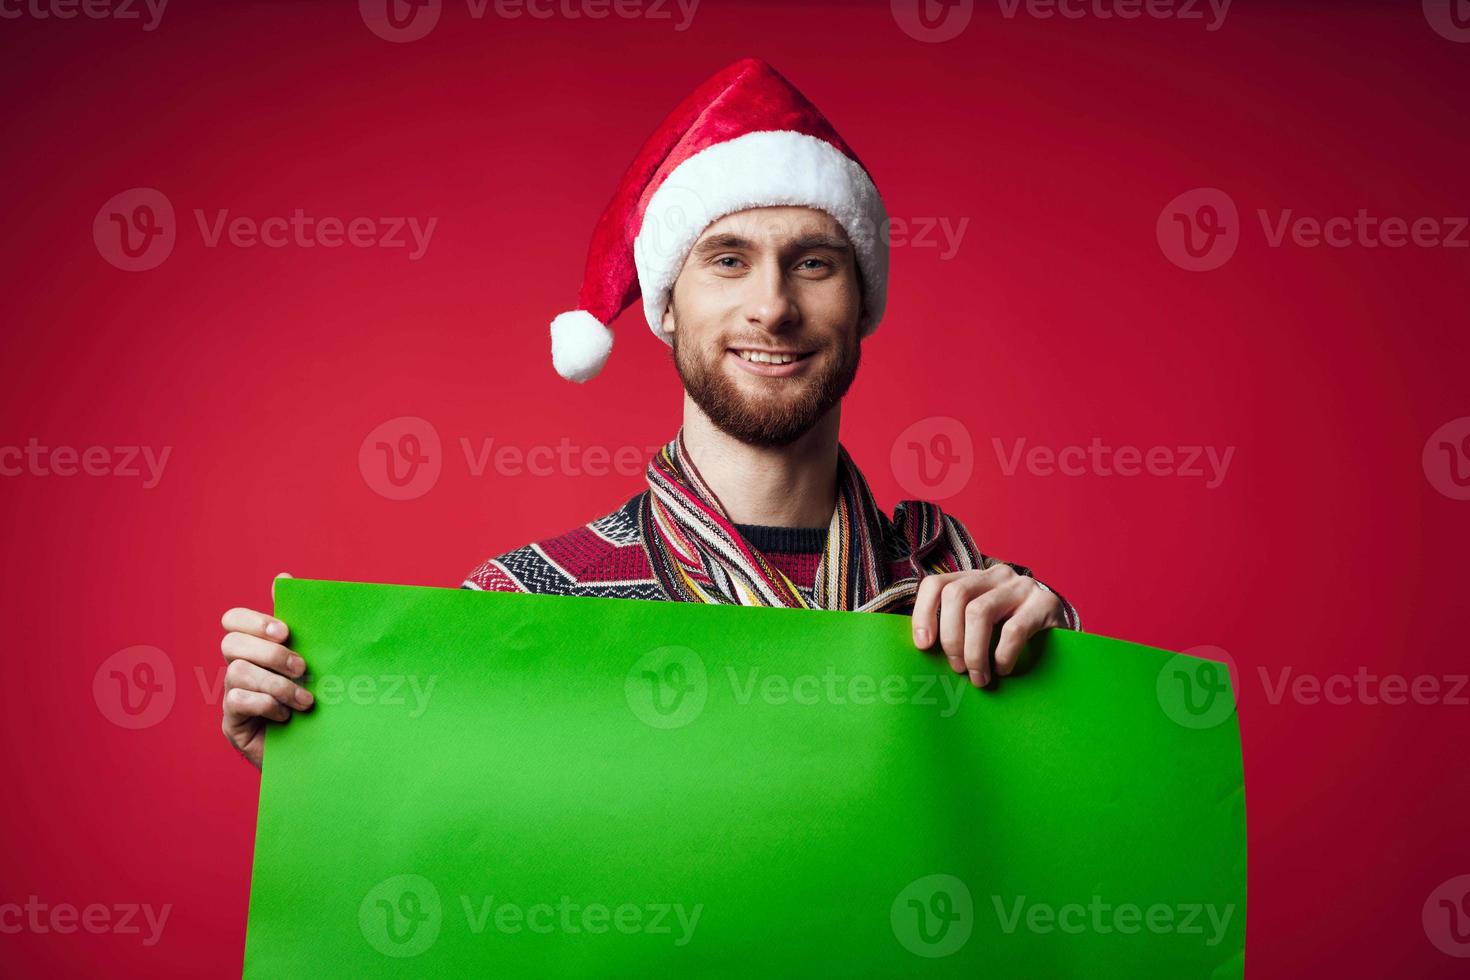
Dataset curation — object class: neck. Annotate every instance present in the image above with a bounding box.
[679,393,841,528]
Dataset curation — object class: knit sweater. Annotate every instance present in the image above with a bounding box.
[461,492,1080,628]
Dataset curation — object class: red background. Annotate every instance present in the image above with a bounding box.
[2,0,1467,975]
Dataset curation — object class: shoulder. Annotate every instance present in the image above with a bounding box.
[460,493,664,600]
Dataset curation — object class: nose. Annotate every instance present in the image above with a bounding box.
[743,259,800,332]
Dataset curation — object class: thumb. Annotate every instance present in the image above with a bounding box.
[271,571,293,603]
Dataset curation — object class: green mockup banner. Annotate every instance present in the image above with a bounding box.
[245,579,1245,978]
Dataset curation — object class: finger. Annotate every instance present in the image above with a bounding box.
[225,658,315,710]
[221,606,289,644]
[993,597,1052,678]
[962,576,1035,685]
[938,565,1016,667]
[962,596,996,687]
[271,571,292,604]
[1023,587,1070,631]
[223,687,291,726]
[994,586,1067,674]
[221,630,305,678]
[910,572,964,651]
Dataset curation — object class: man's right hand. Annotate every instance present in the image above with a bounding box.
[219,573,313,769]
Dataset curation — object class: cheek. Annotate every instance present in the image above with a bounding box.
[669,275,728,335]
[799,277,862,325]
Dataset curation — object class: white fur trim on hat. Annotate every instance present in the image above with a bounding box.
[550,309,614,383]
[631,130,889,345]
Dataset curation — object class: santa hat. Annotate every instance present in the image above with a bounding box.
[549,57,890,383]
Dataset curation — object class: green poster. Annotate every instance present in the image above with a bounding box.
[245,579,1245,977]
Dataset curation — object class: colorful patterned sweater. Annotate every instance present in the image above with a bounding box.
[461,491,1080,628]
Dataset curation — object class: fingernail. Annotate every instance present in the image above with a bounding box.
[914,628,929,647]
[296,688,314,709]
[969,669,982,687]
[287,655,306,677]
[948,657,964,673]
[266,621,287,640]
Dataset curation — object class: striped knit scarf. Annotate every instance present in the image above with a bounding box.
[637,429,989,613]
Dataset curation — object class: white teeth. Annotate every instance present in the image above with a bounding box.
[737,350,799,364]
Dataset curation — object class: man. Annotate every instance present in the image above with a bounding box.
[218,58,1079,769]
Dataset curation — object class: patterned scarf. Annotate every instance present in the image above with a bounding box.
[637,429,989,613]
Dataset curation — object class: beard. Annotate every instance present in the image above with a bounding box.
[671,317,862,448]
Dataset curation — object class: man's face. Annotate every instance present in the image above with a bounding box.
[661,206,863,448]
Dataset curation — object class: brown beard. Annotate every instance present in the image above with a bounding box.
[670,317,862,448]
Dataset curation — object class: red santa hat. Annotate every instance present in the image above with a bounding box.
[549,57,890,382]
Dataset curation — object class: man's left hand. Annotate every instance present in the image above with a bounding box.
[910,565,1069,688]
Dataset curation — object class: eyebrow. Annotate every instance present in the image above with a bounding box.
[690,232,853,260]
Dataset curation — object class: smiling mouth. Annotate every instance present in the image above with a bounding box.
[728,348,815,365]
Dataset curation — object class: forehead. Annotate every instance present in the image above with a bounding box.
[697,206,846,245]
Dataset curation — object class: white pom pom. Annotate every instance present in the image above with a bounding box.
[549,310,614,383]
